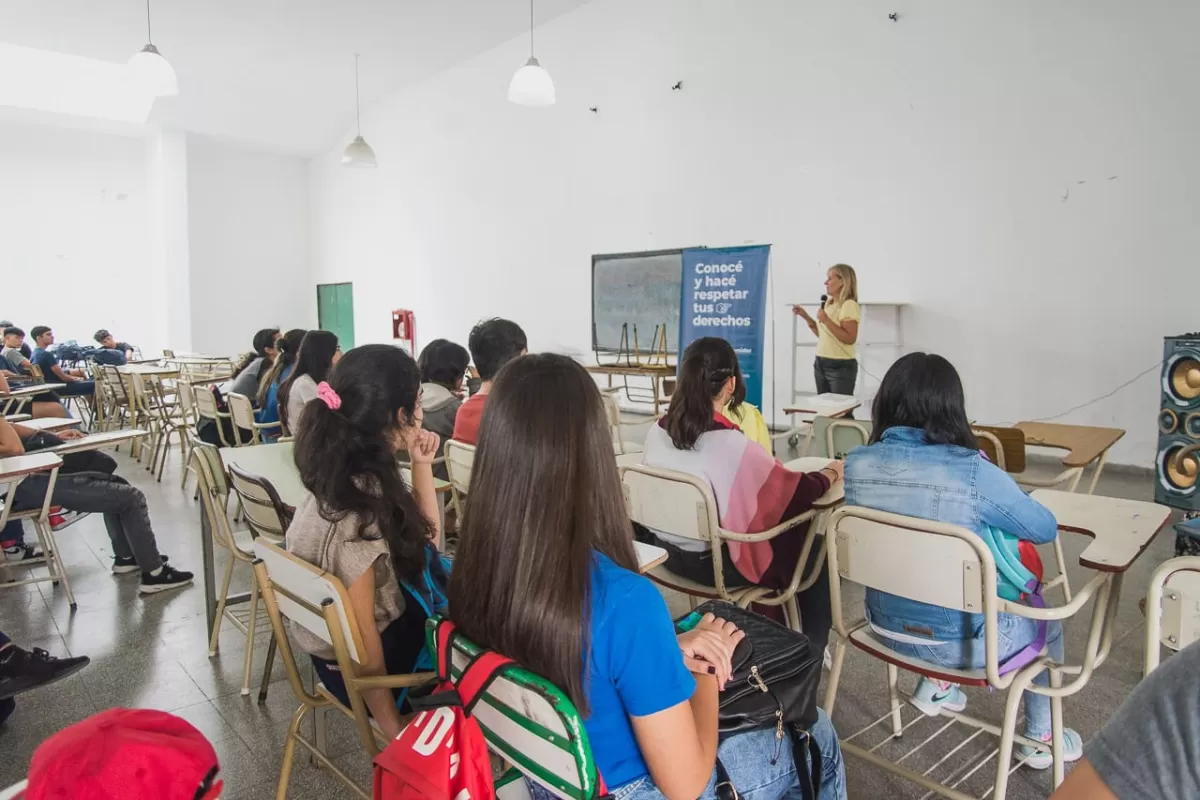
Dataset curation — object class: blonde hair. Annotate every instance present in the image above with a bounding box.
[829,263,858,304]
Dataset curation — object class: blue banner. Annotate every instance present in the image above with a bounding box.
[679,245,771,408]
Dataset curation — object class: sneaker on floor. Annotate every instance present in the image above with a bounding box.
[1018,728,1084,770]
[0,697,13,726]
[0,646,90,700]
[49,509,84,532]
[112,554,169,574]
[3,544,43,561]
[138,564,193,594]
[909,677,969,717]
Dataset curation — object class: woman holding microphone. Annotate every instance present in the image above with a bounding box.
[793,263,860,396]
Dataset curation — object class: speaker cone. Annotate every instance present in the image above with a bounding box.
[1163,444,1199,491]
[1161,408,1180,435]
[1170,357,1200,402]
[1188,412,1200,440]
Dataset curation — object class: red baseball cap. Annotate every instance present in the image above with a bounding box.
[24,708,223,800]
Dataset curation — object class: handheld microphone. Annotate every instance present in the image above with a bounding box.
[819,294,828,308]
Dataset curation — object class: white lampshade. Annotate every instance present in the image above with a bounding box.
[508,56,555,106]
[128,43,178,97]
[341,135,377,168]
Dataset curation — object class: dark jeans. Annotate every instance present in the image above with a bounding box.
[12,471,163,572]
[4,450,118,547]
[311,605,428,713]
[638,523,832,653]
[59,381,95,397]
[813,357,857,397]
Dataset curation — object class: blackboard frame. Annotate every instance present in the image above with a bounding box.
[591,247,693,355]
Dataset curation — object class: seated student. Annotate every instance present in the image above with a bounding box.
[0,343,68,419]
[449,353,846,800]
[0,629,90,727]
[228,327,281,400]
[254,328,306,429]
[0,321,32,359]
[843,352,1080,769]
[0,416,193,593]
[451,318,527,445]
[92,329,136,366]
[642,337,842,653]
[286,345,443,739]
[277,330,340,435]
[417,338,471,444]
[29,326,95,399]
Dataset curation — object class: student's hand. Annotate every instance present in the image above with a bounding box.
[677,613,744,690]
[792,305,811,321]
[57,429,85,440]
[405,428,440,465]
[467,366,479,379]
[821,460,844,482]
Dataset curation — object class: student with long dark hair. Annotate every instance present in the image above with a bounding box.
[641,337,843,653]
[254,328,305,428]
[844,352,1081,770]
[286,344,442,739]
[449,353,846,799]
[229,328,281,399]
[278,330,340,434]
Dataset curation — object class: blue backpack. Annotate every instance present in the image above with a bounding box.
[977,525,1047,674]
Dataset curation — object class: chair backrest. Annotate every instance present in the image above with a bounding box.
[599,391,625,452]
[253,537,362,662]
[825,419,872,460]
[228,465,289,540]
[28,364,44,383]
[444,438,476,496]
[176,379,196,422]
[972,425,1027,473]
[1145,555,1200,675]
[163,349,176,358]
[428,619,603,800]
[192,385,228,422]
[828,505,997,616]
[620,464,716,544]
[226,392,257,433]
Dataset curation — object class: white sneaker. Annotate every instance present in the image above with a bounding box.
[909,677,968,717]
[1018,728,1083,770]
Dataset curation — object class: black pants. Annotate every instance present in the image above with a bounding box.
[637,524,832,653]
[4,450,119,547]
[814,357,857,397]
[311,603,428,713]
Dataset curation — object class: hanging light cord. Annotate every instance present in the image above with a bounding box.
[529,0,535,57]
[145,0,154,44]
[354,53,362,135]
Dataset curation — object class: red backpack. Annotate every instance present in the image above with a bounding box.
[373,620,512,800]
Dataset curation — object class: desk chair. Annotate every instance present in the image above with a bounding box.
[807,417,872,460]
[1144,555,1200,676]
[444,439,476,520]
[600,390,644,456]
[95,366,131,433]
[619,464,827,629]
[0,457,75,610]
[194,445,267,697]
[193,386,235,448]
[227,392,281,445]
[175,380,200,491]
[426,615,607,800]
[252,539,434,800]
[824,506,1117,799]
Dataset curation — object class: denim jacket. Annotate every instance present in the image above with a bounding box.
[844,426,1058,640]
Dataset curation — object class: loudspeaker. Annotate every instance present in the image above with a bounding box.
[1156,333,1200,510]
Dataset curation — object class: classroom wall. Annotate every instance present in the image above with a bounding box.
[309,0,1200,467]
[0,120,157,350]
[186,136,314,357]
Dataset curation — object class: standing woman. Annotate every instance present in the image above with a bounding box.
[793,264,860,396]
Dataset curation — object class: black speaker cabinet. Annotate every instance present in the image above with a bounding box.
[1156,334,1200,509]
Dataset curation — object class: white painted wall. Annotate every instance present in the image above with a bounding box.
[309,0,1200,466]
[186,136,313,356]
[0,120,157,350]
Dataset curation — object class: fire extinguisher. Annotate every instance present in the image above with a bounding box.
[392,310,416,355]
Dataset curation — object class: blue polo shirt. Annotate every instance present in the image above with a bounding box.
[583,553,696,788]
[30,347,57,378]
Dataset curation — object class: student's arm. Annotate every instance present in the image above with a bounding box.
[346,560,405,739]
[0,418,26,457]
[632,678,721,799]
[792,305,820,337]
[818,302,860,345]
[977,459,1058,544]
[48,361,77,383]
[404,427,443,548]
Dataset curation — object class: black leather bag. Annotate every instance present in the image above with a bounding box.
[681,600,824,800]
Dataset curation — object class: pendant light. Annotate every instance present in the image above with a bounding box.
[128,0,178,97]
[508,0,555,106]
[342,54,377,168]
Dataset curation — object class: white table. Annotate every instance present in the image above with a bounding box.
[784,393,861,419]
[635,541,668,573]
[785,456,845,507]
[14,417,83,432]
[221,442,304,508]
[1032,490,1171,573]
[116,364,180,377]
[47,429,148,455]
[0,452,63,481]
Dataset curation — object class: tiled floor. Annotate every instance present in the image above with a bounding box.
[0,430,1183,799]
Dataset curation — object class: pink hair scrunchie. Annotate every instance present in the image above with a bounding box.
[316,381,342,411]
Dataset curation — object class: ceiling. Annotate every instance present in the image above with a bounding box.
[0,0,590,156]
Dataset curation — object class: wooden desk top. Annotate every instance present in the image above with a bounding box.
[784,456,844,507]
[0,452,63,480]
[1032,489,1171,572]
[0,383,67,398]
[635,541,668,573]
[586,364,676,377]
[15,418,83,432]
[784,393,861,418]
[49,429,148,454]
[1015,422,1125,468]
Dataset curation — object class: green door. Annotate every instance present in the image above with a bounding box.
[317,283,355,350]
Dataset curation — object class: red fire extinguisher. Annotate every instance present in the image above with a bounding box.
[392,309,416,356]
